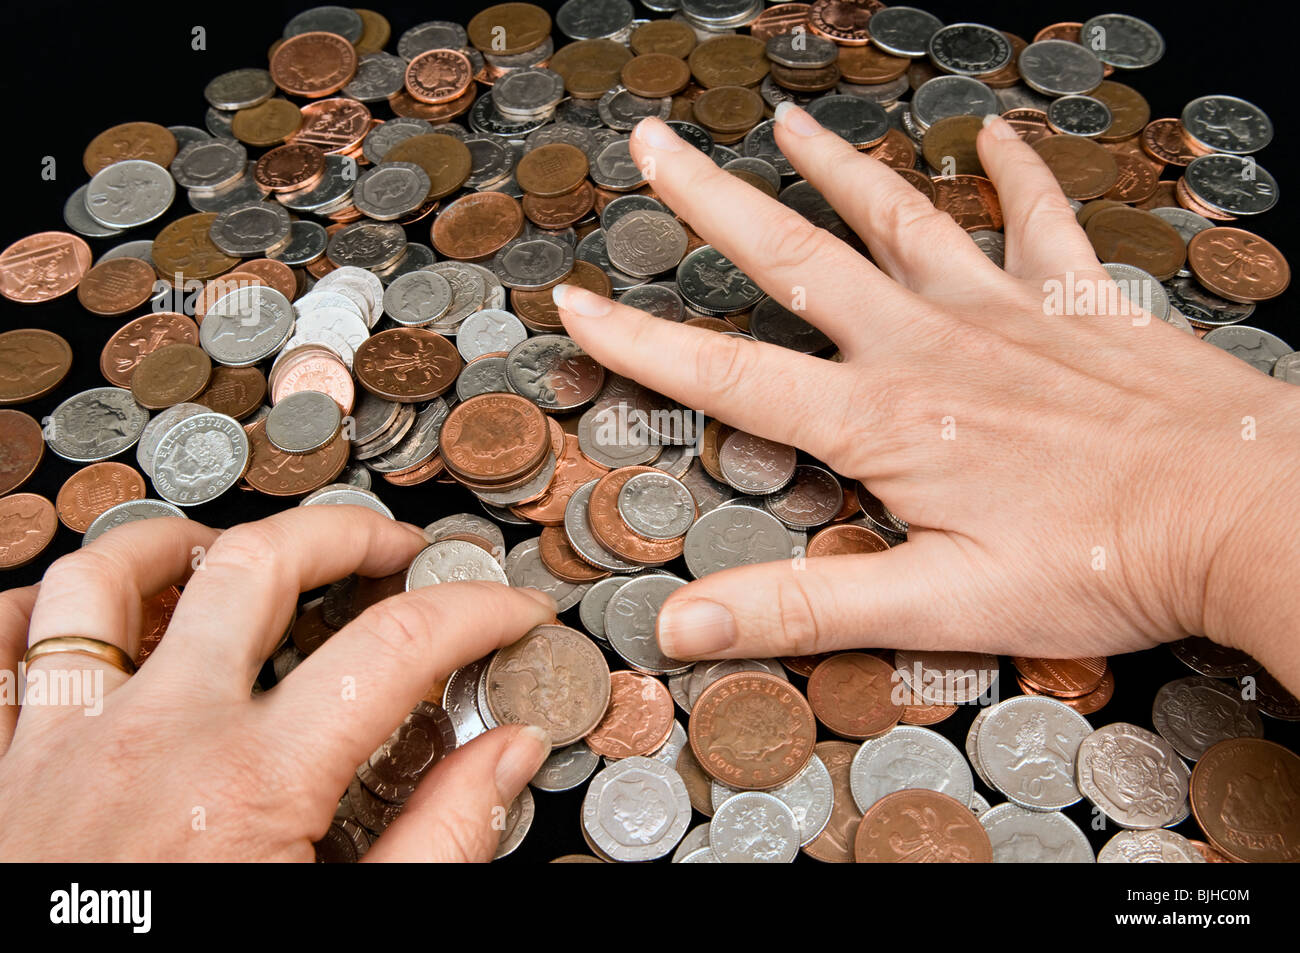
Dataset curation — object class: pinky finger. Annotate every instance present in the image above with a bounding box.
[0,585,38,753]
[362,725,549,863]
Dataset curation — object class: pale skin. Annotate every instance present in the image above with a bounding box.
[0,107,1297,861]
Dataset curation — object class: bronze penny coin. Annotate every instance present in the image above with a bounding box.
[0,493,57,569]
[854,789,993,862]
[895,167,937,203]
[292,98,372,154]
[354,327,461,402]
[255,142,327,191]
[1002,107,1051,144]
[621,53,692,99]
[676,745,715,816]
[539,525,610,582]
[769,62,840,93]
[83,121,177,176]
[75,257,157,316]
[1085,205,1187,281]
[432,191,525,259]
[512,259,610,332]
[439,392,550,485]
[975,32,1027,89]
[1012,656,1107,697]
[866,128,917,170]
[1191,738,1300,862]
[1018,667,1115,715]
[588,465,684,564]
[522,181,596,229]
[242,419,349,496]
[807,523,889,556]
[231,98,303,146]
[837,44,909,84]
[698,418,734,481]
[129,343,213,410]
[0,410,44,495]
[269,31,358,98]
[900,700,959,726]
[630,19,697,58]
[933,174,1004,231]
[548,39,633,99]
[688,35,769,89]
[0,232,92,304]
[515,144,590,199]
[1091,80,1150,142]
[1140,118,1211,167]
[354,8,392,54]
[99,312,199,388]
[585,670,674,758]
[689,671,817,790]
[238,258,298,302]
[809,0,882,45]
[136,585,180,665]
[195,365,267,419]
[1188,227,1292,303]
[922,115,986,176]
[467,2,551,55]
[802,740,861,863]
[807,652,904,739]
[751,3,812,42]
[404,49,473,104]
[1174,176,1236,223]
[779,653,834,677]
[1032,135,1119,200]
[692,85,765,134]
[153,213,240,282]
[511,434,608,525]
[55,462,146,533]
[1101,144,1164,204]
[383,133,472,201]
[485,623,611,746]
[0,328,73,403]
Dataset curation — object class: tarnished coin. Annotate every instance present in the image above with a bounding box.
[358,702,456,802]
[0,494,58,569]
[1190,738,1300,862]
[606,210,688,278]
[486,624,611,746]
[1152,676,1263,761]
[505,334,605,410]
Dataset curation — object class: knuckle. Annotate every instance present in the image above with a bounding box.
[878,195,951,238]
[431,804,499,862]
[202,521,287,574]
[41,548,120,593]
[355,596,433,663]
[771,574,827,656]
[693,334,757,399]
[1015,186,1079,234]
[757,219,826,273]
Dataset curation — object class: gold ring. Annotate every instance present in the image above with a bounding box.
[23,637,137,677]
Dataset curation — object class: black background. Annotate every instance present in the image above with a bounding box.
[0,0,1296,871]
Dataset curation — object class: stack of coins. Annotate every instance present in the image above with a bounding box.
[0,1,1297,863]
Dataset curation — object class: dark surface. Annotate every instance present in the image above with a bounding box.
[0,0,1296,864]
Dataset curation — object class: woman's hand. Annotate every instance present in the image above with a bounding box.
[0,507,555,861]
[555,108,1300,691]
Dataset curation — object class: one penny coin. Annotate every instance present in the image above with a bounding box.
[688,36,769,89]
[129,343,213,410]
[383,133,472,200]
[55,462,147,533]
[807,523,890,556]
[467,3,551,55]
[689,672,817,790]
[405,49,474,104]
[837,44,909,84]
[922,115,985,176]
[75,257,157,316]
[802,739,861,863]
[1012,656,1108,697]
[1085,205,1187,280]
[549,39,632,99]
[431,191,525,260]
[0,410,44,495]
[486,623,611,747]
[630,20,697,57]
[255,142,327,191]
[585,670,674,758]
[854,789,993,862]
[807,653,904,740]
[231,98,304,146]
[195,366,267,419]
[516,144,590,199]
[510,434,608,525]
[933,174,1004,231]
[439,392,550,485]
[1032,135,1120,200]
[0,493,58,569]
[622,54,691,99]
[0,328,73,403]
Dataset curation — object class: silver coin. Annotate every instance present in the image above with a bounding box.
[1271,351,1300,384]
[484,36,555,70]
[582,756,690,861]
[576,228,644,292]
[85,159,175,229]
[711,754,833,846]
[1017,39,1105,97]
[457,309,528,361]
[765,31,837,68]
[205,106,235,138]
[135,403,209,478]
[414,263,482,333]
[604,575,691,675]
[995,84,1053,113]
[294,305,368,354]
[1102,262,1170,320]
[352,162,431,221]
[647,719,690,769]
[373,243,437,286]
[274,155,356,213]
[82,498,187,546]
[976,696,1092,811]
[601,195,664,233]
[461,261,508,312]
[63,185,122,239]
[472,450,558,508]
[588,136,647,191]
[494,787,535,859]
[505,334,604,411]
[189,166,265,213]
[741,119,794,175]
[721,156,780,193]
[362,118,435,165]
[1150,208,1212,279]
[749,297,832,353]
[928,22,1013,75]
[98,239,154,266]
[468,91,551,139]
[683,503,792,578]
[598,86,673,131]
[1076,722,1188,829]
[493,236,574,291]
[1080,13,1164,69]
[204,68,275,110]
[200,285,296,367]
[762,464,842,529]
[894,649,998,705]
[965,704,996,790]
[457,356,510,399]
[676,245,763,316]
[168,125,212,152]
[1151,676,1263,761]
[980,803,1094,863]
[779,179,852,244]
[709,791,800,862]
[564,480,644,573]
[850,725,974,813]
[295,288,364,328]
[969,790,991,816]
[152,412,249,506]
[504,537,588,611]
[687,658,786,709]
[265,390,341,454]
[209,200,291,256]
[381,270,454,328]
[558,0,635,40]
[868,5,943,57]
[578,575,635,639]
[492,67,566,121]
[911,75,999,130]
[525,121,596,157]
[532,741,601,792]
[365,399,448,473]
[806,95,889,148]
[463,136,516,189]
[1183,153,1278,216]
[406,539,509,590]
[397,20,468,59]
[836,74,911,105]
[442,657,490,748]
[46,387,149,463]
[424,512,506,560]
[606,210,688,278]
[1181,94,1273,155]
[344,52,407,103]
[671,822,712,862]
[284,4,363,41]
[718,430,796,495]
[299,485,395,518]
[1204,325,1293,374]
[618,282,685,322]
[171,138,247,191]
[1098,828,1204,863]
[327,220,407,270]
[617,471,695,540]
[1047,94,1111,137]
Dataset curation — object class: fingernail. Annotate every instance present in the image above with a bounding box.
[983,113,1018,141]
[633,116,682,151]
[552,282,612,317]
[657,599,737,658]
[517,586,557,614]
[774,101,820,137]
[495,724,550,795]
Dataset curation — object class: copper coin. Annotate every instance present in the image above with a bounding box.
[231,98,304,147]
[136,585,180,665]
[467,2,551,55]
[432,192,525,259]
[83,121,177,176]
[807,523,889,556]
[808,0,881,45]
[512,259,610,331]
[689,36,769,89]
[195,365,267,419]
[539,525,610,582]
[693,85,765,134]
[922,115,985,176]
[0,328,73,404]
[405,49,474,104]
[153,213,240,282]
[769,62,840,93]
[522,181,596,229]
[1187,227,1291,303]
[780,653,835,677]
[622,54,691,99]
[585,670,674,758]
[75,257,157,317]
[865,128,916,171]
[933,174,1004,231]
[1085,205,1187,281]
[269,31,358,98]
[255,142,327,192]
[388,84,478,122]
[0,231,92,304]
[895,167,937,203]
[1190,738,1300,862]
[975,32,1026,89]
[516,144,590,199]
[549,39,632,99]
[291,599,335,655]
[689,671,817,790]
[54,462,147,533]
[291,98,372,154]
[802,740,861,863]
[1011,656,1107,697]
[1018,667,1114,715]
[243,419,348,496]
[1032,135,1119,200]
[698,418,733,481]
[1175,176,1236,223]
[900,700,959,726]
[354,327,461,402]
[0,493,57,569]
[630,19,698,57]
[384,133,472,201]
[238,258,297,302]
[1189,840,1233,863]
[1101,144,1164,204]
[808,652,903,739]
[129,343,212,410]
[1002,107,1051,144]
[0,410,44,495]
[854,789,993,862]
[271,351,354,415]
[589,465,684,564]
[99,312,198,388]
[485,623,611,746]
[439,392,550,484]
[1091,81,1150,142]
[1034,22,1082,42]
[354,8,391,53]
[1140,118,1211,167]
[837,44,909,84]
[512,434,608,525]
[676,745,715,816]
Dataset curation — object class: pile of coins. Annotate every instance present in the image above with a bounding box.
[0,1,1297,862]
